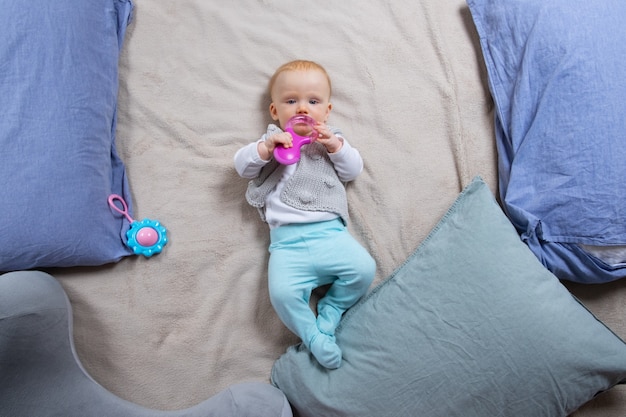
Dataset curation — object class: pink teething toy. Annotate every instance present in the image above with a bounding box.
[273,115,319,165]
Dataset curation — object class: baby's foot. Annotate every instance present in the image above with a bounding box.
[317,304,344,336]
[309,332,342,369]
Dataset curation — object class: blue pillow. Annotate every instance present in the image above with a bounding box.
[466,0,626,283]
[271,178,626,417]
[0,0,134,271]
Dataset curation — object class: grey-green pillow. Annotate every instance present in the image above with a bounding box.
[271,177,626,417]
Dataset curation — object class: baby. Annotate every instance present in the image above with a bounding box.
[234,60,375,369]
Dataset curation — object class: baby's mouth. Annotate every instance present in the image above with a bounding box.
[293,122,315,137]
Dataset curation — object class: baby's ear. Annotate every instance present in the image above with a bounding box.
[269,102,279,120]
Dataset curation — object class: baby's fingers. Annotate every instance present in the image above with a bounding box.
[269,132,293,148]
[277,132,293,148]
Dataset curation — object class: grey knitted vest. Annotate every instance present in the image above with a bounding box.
[245,124,349,224]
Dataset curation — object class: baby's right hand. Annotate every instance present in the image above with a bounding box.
[258,132,293,161]
[265,132,293,153]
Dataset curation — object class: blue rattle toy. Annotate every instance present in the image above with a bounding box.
[273,114,320,165]
[108,194,168,257]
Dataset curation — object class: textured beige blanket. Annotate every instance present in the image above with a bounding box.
[53,0,625,414]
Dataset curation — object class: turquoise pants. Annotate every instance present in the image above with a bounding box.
[268,219,376,351]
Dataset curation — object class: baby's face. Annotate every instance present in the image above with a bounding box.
[269,69,332,130]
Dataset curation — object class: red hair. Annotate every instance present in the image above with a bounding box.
[268,60,332,98]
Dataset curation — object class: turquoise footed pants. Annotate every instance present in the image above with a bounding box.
[269,219,375,368]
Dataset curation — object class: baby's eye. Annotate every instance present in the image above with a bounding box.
[286,99,296,104]
[309,99,320,105]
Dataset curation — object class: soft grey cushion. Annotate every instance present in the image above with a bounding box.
[271,177,626,417]
[0,271,292,417]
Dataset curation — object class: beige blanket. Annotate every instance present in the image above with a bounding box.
[52,0,625,414]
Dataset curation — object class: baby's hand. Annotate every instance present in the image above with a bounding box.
[258,132,293,160]
[314,123,343,154]
[267,132,293,152]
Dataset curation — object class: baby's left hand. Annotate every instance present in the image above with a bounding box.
[315,122,343,154]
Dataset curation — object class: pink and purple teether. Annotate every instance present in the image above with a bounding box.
[273,114,319,165]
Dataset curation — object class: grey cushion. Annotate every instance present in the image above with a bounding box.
[0,270,292,417]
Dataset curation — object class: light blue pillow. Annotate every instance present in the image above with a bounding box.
[0,0,134,271]
[466,0,626,283]
[271,178,626,417]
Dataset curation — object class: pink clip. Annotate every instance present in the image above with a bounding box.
[108,194,134,224]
